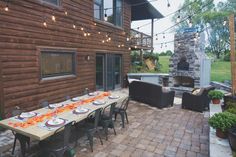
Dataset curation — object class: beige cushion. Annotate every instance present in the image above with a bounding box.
[162,87,170,93]
[192,88,204,95]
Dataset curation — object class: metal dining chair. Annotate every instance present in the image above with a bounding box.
[114,97,130,128]
[81,108,103,152]
[11,106,30,157]
[99,102,117,140]
[40,101,49,108]
[65,96,71,101]
[39,121,76,157]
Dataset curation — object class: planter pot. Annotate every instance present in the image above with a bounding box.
[212,99,221,104]
[216,128,227,139]
[228,127,236,151]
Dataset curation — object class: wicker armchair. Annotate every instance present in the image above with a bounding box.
[182,86,215,112]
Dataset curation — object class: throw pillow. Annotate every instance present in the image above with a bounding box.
[192,88,201,95]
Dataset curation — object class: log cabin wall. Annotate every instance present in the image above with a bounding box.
[0,0,131,117]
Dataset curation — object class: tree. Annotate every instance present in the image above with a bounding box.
[173,0,232,59]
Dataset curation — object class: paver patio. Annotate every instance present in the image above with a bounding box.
[75,98,209,157]
[0,95,209,157]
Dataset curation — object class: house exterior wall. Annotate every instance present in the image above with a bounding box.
[0,0,131,116]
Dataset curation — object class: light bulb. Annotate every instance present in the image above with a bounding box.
[118,45,121,48]
[4,5,9,11]
[43,21,47,27]
[177,15,180,23]
[127,37,130,41]
[84,33,87,37]
[102,40,105,43]
[98,32,101,34]
[81,27,84,31]
[52,15,56,22]
[94,23,97,26]
[108,37,111,41]
[223,20,227,26]
[87,33,91,36]
[104,14,108,21]
[128,47,131,50]
[64,11,68,16]
[121,44,124,47]
[73,24,76,29]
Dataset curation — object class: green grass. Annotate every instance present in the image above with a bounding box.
[158,56,170,73]
[158,56,231,82]
[211,61,231,82]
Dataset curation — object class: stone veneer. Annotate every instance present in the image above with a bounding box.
[169,31,208,87]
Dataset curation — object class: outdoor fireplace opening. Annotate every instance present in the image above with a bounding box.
[177,57,189,71]
[173,76,194,88]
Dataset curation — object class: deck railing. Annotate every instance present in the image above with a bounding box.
[130,29,153,50]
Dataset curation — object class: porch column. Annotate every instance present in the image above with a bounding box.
[151,18,154,53]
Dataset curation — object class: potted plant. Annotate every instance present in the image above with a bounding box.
[208,90,224,104]
[228,125,236,151]
[209,112,236,138]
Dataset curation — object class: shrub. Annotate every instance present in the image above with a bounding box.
[208,90,224,99]
[209,112,236,132]
[227,108,236,115]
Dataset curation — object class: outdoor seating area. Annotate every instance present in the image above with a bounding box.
[0,89,210,157]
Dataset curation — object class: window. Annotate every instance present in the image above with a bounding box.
[40,50,76,79]
[94,0,123,27]
[94,0,103,19]
[42,0,60,6]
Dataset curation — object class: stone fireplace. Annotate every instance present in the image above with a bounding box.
[169,30,211,88]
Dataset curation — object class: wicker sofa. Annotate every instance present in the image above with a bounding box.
[129,81,175,109]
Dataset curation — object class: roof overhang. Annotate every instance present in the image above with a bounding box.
[130,0,164,21]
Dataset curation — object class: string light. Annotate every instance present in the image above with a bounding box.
[84,33,87,37]
[102,40,105,43]
[98,32,101,34]
[118,45,121,48]
[188,16,192,27]
[177,10,181,23]
[73,24,76,29]
[128,47,131,50]
[126,37,130,41]
[52,15,56,22]
[4,4,9,11]
[167,0,170,7]
[81,27,84,31]
[223,19,227,26]
[121,44,124,47]
[104,9,108,21]
[64,11,68,16]
[43,17,47,27]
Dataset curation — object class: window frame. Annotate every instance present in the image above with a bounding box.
[94,0,123,28]
[41,0,61,7]
[39,48,77,80]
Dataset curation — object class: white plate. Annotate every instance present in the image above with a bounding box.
[19,112,37,119]
[109,95,120,99]
[48,103,63,109]
[74,107,89,114]
[46,118,65,126]
[88,92,98,96]
[71,97,80,102]
[93,100,105,105]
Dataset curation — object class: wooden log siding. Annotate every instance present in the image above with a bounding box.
[0,0,131,117]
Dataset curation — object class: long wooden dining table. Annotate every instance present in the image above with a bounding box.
[0,90,128,156]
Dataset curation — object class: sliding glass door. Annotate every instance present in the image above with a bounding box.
[96,54,122,91]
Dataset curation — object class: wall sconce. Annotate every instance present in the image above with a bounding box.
[85,55,90,61]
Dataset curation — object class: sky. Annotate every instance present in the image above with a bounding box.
[131,0,226,53]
